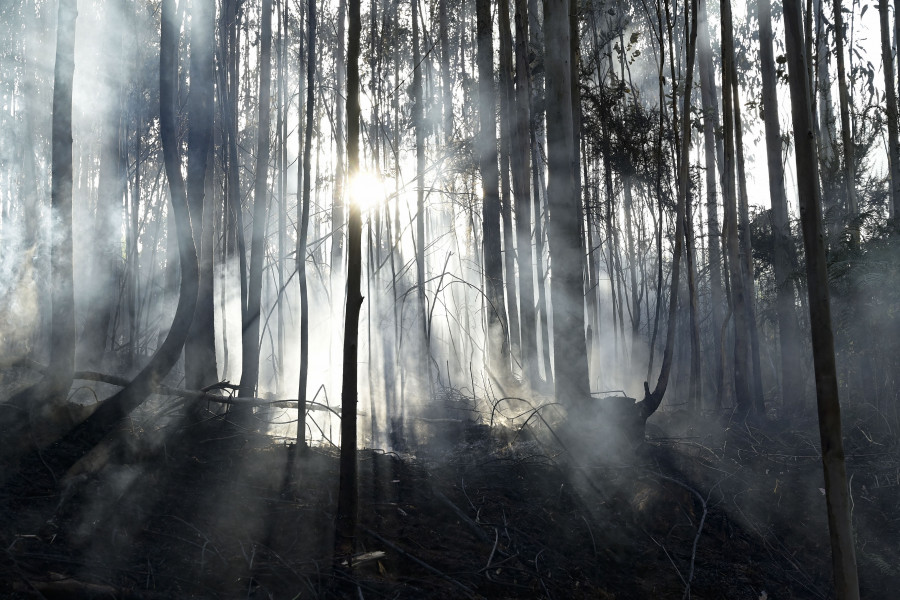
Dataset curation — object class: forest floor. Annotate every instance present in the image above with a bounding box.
[1,390,899,599]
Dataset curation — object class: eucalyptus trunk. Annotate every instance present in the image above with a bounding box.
[477,0,510,376]
[543,0,590,407]
[336,0,362,557]
[759,0,805,413]
[239,0,273,400]
[783,0,861,594]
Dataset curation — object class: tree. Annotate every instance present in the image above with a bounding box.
[832,0,858,245]
[783,0,861,594]
[184,0,217,392]
[758,0,805,412]
[879,0,900,219]
[0,0,79,462]
[513,0,537,380]
[335,0,363,557]
[297,0,316,448]
[476,0,509,377]
[543,0,590,407]
[47,0,200,464]
[697,0,726,404]
[240,0,274,401]
[720,0,754,416]
[639,0,698,422]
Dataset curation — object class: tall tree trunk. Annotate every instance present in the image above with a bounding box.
[499,0,521,364]
[640,0,698,422]
[759,0,805,413]
[45,0,200,465]
[732,71,765,415]
[184,0,217,392]
[831,0,858,244]
[438,0,453,142]
[623,175,642,368]
[543,0,590,407]
[81,0,125,369]
[720,0,753,416]
[336,0,362,557]
[332,0,347,276]
[879,0,900,219]
[477,0,509,376]
[239,0,273,400]
[297,0,316,448]
[412,0,430,384]
[513,0,537,379]
[1,0,79,453]
[783,0,861,595]
[529,0,553,382]
[698,0,726,405]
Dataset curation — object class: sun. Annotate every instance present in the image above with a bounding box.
[348,170,387,213]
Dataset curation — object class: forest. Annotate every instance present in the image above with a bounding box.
[1,0,899,595]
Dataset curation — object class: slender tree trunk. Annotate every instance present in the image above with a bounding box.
[544,0,590,407]
[698,0,725,405]
[45,0,200,464]
[498,0,521,364]
[879,0,900,219]
[239,0,273,400]
[720,0,753,416]
[783,0,861,595]
[529,0,553,382]
[732,71,765,415]
[685,185,703,411]
[336,0,362,557]
[759,0,805,413]
[3,0,77,426]
[477,0,509,377]
[333,0,347,275]
[639,0,697,422]
[512,0,537,379]
[184,0,217,392]
[623,175,642,367]
[81,0,125,369]
[297,0,316,448]
[831,0,858,245]
[412,0,430,385]
[438,0,453,142]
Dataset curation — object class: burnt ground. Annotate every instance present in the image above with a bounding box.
[1,398,898,599]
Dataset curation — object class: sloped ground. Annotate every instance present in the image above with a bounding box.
[1,402,898,599]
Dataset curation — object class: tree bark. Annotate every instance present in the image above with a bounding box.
[297,0,316,447]
[732,70,765,415]
[698,0,727,404]
[336,0,363,557]
[879,0,900,219]
[759,0,805,413]
[831,0,858,245]
[783,0,861,594]
[239,0,273,401]
[639,0,698,421]
[81,0,125,369]
[720,0,754,416]
[184,0,217,392]
[412,0,431,385]
[543,0,590,407]
[498,0,521,364]
[477,0,509,377]
[513,0,537,379]
[332,0,347,276]
[43,0,200,466]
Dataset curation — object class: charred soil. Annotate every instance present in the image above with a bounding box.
[1,406,898,599]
